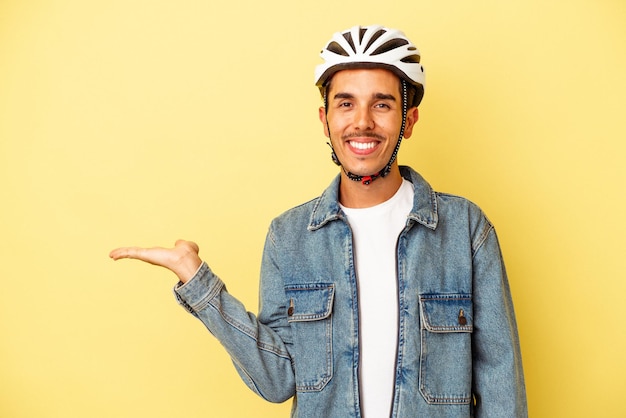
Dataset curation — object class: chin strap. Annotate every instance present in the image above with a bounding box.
[325,80,408,185]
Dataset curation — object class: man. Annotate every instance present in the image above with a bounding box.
[110,25,527,417]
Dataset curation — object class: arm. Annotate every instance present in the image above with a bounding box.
[471,223,528,417]
[109,238,296,402]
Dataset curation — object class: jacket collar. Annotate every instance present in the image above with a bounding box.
[308,166,438,231]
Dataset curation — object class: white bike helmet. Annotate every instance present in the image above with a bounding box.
[314,25,425,107]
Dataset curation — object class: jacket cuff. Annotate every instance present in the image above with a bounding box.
[173,261,224,314]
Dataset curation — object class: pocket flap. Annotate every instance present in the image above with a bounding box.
[419,294,473,332]
[285,283,335,322]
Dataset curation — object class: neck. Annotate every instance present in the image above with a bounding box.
[339,165,403,208]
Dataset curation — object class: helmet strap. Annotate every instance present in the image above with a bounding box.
[324,80,408,186]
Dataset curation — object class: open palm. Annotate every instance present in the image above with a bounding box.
[109,239,202,284]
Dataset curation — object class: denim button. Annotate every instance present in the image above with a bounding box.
[288,299,294,316]
[458,309,467,326]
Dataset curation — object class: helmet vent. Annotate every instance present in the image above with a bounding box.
[364,29,387,52]
[342,32,357,53]
[371,38,409,55]
[401,54,421,64]
[327,41,349,56]
[359,28,367,43]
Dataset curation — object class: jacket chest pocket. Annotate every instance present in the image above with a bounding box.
[418,293,473,405]
[285,283,335,392]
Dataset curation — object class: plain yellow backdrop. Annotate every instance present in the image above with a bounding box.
[1,1,625,417]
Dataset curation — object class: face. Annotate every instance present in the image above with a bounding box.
[319,68,419,178]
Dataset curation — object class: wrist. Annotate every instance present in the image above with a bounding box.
[175,254,203,284]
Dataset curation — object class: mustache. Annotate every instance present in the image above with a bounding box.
[341,131,385,141]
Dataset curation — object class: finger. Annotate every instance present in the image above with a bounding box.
[109,246,144,260]
[109,247,128,260]
[109,247,125,260]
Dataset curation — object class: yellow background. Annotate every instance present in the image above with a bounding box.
[1,1,625,417]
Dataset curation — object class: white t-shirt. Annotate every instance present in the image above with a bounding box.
[340,179,414,417]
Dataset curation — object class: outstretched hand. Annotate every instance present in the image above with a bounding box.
[109,239,203,284]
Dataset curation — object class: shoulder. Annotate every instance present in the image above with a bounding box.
[270,174,342,234]
[436,191,486,219]
[434,191,496,255]
[268,193,332,239]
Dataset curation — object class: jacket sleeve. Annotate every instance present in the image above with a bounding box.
[471,217,528,417]
[173,229,295,403]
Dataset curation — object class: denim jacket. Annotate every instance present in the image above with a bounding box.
[174,166,527,417]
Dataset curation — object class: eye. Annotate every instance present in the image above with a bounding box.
[374,102,391,109]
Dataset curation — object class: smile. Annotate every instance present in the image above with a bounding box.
[349,141,378,150]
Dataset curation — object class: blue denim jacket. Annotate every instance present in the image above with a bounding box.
[174,166,527,417]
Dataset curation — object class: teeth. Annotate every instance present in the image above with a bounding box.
[350,141,376,150]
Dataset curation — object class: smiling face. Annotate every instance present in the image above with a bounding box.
[319,68,418,181]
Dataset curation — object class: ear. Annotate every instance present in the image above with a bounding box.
[319,106,330,138]
[402,107,419,139]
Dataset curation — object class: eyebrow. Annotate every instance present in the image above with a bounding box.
[333,92,397,101]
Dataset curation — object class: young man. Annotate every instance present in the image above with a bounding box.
[110,25,527,417]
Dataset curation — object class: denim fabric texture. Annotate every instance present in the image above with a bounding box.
[174,166,527,417]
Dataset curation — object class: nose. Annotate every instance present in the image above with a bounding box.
[353,106,374,131]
